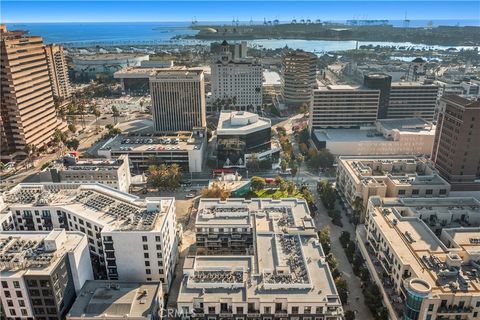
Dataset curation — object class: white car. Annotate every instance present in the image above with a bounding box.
[185,193,195,199]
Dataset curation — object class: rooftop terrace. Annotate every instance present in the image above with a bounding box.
[2,183,173,232]
[0,230,85,276]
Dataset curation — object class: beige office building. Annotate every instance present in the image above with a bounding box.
[150,69,206,132]
[388,82,439,120]
[0,25,63,161]
[336,156,450,221]
[281,49,317,107]
[358,196,480,320]
[309,85,380,129]
[45,44,72,100]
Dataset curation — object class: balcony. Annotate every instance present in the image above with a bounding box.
[437,305,473,314]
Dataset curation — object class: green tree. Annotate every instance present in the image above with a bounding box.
[112,105,120,124]
[250,176,266,191]
[23,144,37,168]
[317,180,336,210]
[325,253,338,271]
[66,139,80,151]
[335,276,348,304]
[280,158,288,172]
[68,123,77,133]
[352,196,364,225]
[317,226,331,255]
[345,310,356,320]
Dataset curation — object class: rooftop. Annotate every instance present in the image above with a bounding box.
[377,118,432,131]
[0,230,86,277]
[67,280,161,318]
[2,183,174,232]
[367,196,480,294]
[179,198,339,304]
[216,111,271,135]
[99,130,205,153]
[338,156,449,187]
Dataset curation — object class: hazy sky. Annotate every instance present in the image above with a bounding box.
[2,1,480,23]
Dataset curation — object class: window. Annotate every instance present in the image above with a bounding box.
[13,281,20,288]
[426,189,433,195]
[412,189,419,195]
[236,307,244,314]
[304,306,312,314]
[398,189,406,195]
[1,281,7,288]
[145,261,150,267]
[16,290,23,298]
[155,236,161,242]
[439,189,447,195]
[143,244,148,250]
[144,253,149,258]
[156,244,162,250]
[18,300,25,307]
[7,300,13,307]
[315,306,323,314]
[428,304,434,311]
[142,236,148,242]
[292,306,299,314]
[145,269,151,274]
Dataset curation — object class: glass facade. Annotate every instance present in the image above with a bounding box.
[404,279,431,320]
[217,128,271,164]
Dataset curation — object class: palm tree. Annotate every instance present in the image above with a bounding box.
[23,144,36,168]
[112,105,120,124]
[352,196,364,224]
[92,106,101,129]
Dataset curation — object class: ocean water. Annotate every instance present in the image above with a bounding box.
[6,21,479,51]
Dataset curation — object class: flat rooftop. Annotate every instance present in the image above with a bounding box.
[313,125,434,143]
[0,230,86,277]
[2,183,174,232]
[179,198,339,305]
[377,118,432,131]
[67,280,161,318]
[99,131,204,153]
[368,196,480,294]
[196,198,315,233]
[338,156,449,187]
[262,70,281,86]
[391,81,438,88]
[217,111,271,135]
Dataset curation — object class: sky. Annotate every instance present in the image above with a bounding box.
[1,1,480,23]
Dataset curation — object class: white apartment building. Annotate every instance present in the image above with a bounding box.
[177,198,344,319]
[1,183,178,292]
[388,82,439,120]
[309,85,380,130]
[42,155,132,193]
[150,68,206,132]
[0,229,93,320]
[358,196,480,320]
[211,42,263,111]
[336,155,450,221]
[312,118,436,156]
